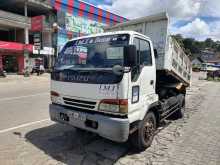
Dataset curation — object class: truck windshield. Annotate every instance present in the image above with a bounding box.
[55,34,129,70]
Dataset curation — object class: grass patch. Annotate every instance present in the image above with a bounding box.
[207,77,220,82]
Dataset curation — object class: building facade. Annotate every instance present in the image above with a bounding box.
[0,0,54,74]
[50,0,127,52]
[0,0,127,74]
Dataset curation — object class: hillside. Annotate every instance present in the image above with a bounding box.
[172,34,220,60]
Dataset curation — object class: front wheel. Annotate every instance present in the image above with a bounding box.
[130,112,156,151]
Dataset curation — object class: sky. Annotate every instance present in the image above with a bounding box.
[83,0,220,41]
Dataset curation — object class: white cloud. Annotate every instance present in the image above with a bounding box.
[177,18,210,40]
[99,0,201,20]
[172,19,220,41]
[199,0,220,17]
[209,21,220,41]
[99,0,220,40]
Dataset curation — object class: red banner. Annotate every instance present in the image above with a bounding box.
[31,15,44,32]
[0,41,33,52]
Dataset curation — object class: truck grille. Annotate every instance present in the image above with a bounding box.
[63,97,96,110]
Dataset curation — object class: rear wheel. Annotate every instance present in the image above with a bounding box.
[130,112,156,151]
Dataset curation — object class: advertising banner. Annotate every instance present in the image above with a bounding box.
[65,13,105,35]
[57,32,69,52]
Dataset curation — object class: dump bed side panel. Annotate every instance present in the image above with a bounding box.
[166,37,192,85]
[105,17,169,70]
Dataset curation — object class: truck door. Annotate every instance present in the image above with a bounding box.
[129,37,156,114]
[139,39,155,96]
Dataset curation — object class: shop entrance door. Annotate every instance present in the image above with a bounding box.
[2,55,18,73]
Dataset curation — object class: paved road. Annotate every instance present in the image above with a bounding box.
[0,75,50,130]
[0,73,220,165]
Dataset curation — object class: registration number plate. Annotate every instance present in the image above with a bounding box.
[67,111,86,121]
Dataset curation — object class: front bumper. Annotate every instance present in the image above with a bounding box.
[49,104,130,142]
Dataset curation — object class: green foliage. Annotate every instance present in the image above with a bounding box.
[207,77,214,81]
[207,77,220,82]
[172,34,220,59]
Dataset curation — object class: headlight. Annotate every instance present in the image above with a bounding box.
[99,99,128,114]
[51,91,62,104]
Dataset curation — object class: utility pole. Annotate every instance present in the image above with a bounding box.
[24,0,29,44]
[24,0,30,76]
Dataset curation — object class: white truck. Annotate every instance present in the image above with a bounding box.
[49,12,191,150]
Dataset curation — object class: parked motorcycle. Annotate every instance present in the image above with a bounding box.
[0,70,7,78]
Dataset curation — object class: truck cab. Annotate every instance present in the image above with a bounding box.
[50,31,186,150]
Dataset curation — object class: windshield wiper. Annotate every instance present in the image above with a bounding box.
[55,66,114,74]
[54,65,74,71]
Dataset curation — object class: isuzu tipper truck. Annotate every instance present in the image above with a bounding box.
[49,12,192,150]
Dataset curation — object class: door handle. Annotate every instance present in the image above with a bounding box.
[150,80,154,85]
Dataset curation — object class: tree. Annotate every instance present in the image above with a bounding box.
[172,34,184,47]
[216,44,220,52]
[183,38,200,54]
[205,38,214,48]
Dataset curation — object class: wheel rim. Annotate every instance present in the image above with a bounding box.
[144,117,155,142]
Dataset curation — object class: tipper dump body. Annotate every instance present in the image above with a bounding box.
[105,12,191,86]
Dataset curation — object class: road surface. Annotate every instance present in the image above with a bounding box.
[0,75,50,130]
[0,73,219,165]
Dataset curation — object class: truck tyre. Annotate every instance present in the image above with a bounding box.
[130,112,156,151]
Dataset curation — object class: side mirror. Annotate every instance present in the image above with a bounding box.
[112,65,124,76]
[154,49,158,59]
[124,45,137,67]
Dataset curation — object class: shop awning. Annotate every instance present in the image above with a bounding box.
[0,41,33,53]
[49,0,128,25]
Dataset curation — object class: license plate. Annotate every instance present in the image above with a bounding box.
[60,113,69,122]
[67,111,86,121]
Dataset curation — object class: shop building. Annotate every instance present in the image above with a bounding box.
[0,0,54,74]
[0,9,33,74]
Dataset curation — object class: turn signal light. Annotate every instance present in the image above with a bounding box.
[99,99,128,114]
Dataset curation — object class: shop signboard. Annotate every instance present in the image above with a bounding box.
[31,15,45,32]
[65,13,105,34]
[33,32,42,51]
[33,47,54,55]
